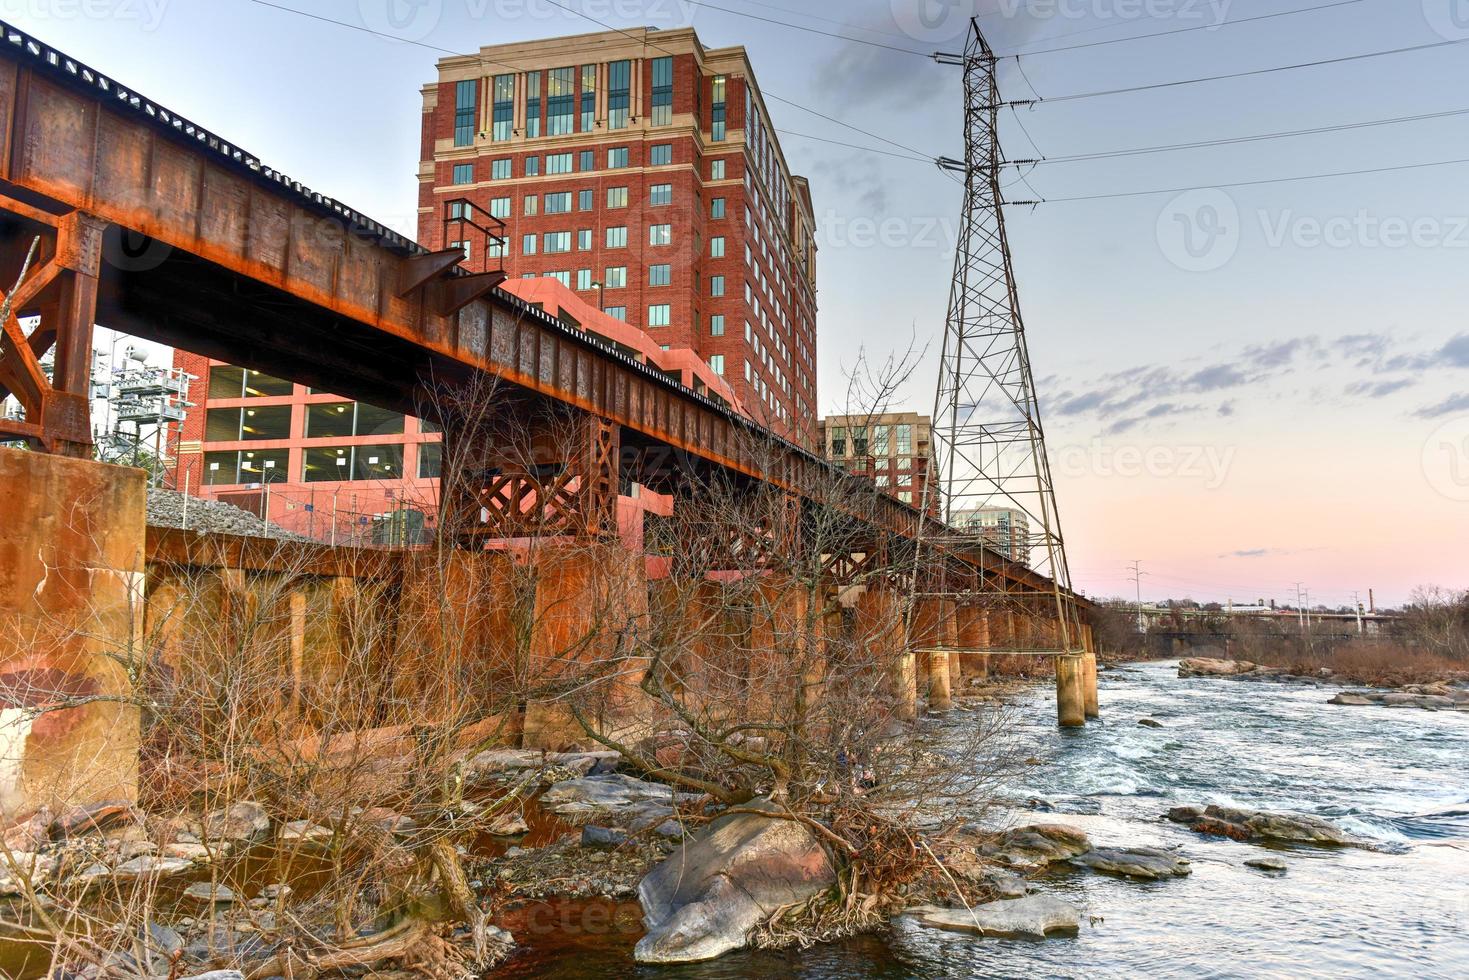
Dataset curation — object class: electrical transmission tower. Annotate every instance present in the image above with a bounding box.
[920,18,1083,655]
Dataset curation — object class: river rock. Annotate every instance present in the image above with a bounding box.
[1138,718,1164,728]
[977,824,1092,871]
[1023,796,1103,815]
[203,801,269,845]
[582,825,629,848]
[465,748,620,784]
[487,811,530,836]
[1245,856,1287,872]
[279,820,334,845]
[1168,804,1358,846]
[179,973,245,980]
[541,773,696,814]
[906,894,1081,939]
[1068,847,1191,880]
[110,855,194,879]
[182,881,237,904]
[1178,658,1256,678]
[1329,692,1376,706]
[634,798,836,964]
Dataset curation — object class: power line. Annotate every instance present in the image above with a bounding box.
[1012,154,1469,205]
[1010,0,1364,57]
[1008,36,1469,106]
[1002,105,1469,168]
[775,129,931,163]
[716,0,920,42]
[677,0,931,56]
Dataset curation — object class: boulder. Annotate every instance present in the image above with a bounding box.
[465,748,619,783]
[634,799,836,964]
[182,882,237,904]
[278,820,334,846]
[203,802,269,845]
[1067,847,1190,880]
[1178,658,1255,678]
[977,824,1092,871]
[582,825,628,848]
[1244,856,1287,872]
[540,773,696,814]
[1168,804,1358,846]
[907,894,1081,939]
[1137,718,1164,728]
[110,855,194,879]
[1328,693,1376,706]
[487,812,530,836]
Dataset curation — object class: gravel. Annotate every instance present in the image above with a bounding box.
[147,488,304,539]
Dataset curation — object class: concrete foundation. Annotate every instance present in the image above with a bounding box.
[1055,654,1086,728]
[1083,651,1100,719]
[0,449,143,818]
[928,649,952,711]
[852,587,915,721]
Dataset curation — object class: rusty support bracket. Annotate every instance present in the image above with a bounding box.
[430,270,508,317]
[395,247,467,298]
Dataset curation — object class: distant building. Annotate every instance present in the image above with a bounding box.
[952,505,1031,562]
[817,412,935,513]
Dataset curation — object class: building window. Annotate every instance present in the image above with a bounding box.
[580,64,596,131]
[489,196,510,219]
[711,197,725,219]
[449,239,470,261]
[607,146,628,168]
[605,266,627,288]
[608,59,631,129]
[544,231,572,254]
[547,66,575,135]
[710,314,725,336]
[491,158,511,180]
[453,79,477,146]
[650,56,673,126]
[522,234,537,255]
[710,354,725,375]
[524,155,540,176]
[417,442,442,480]
[711,158,725,180]
[549,270,571,287]
[605,306,627,321]
[547,152,573,175]
[545,191,572,214]
[578,188,593,211]
[606,186,628,208]
[606,226,627,248]
[650,143,672,166]
[711,74,726,141]
[710,275,725,297]
[525,70,541,138]
[650,183,672,206]
[894,424,912,455]
[207,366,291,398]
[579,148,594,171]
[523,195,538,216]
[899,490,913,503]
[492,73,514,141]
[710,236,725,257]
[649,264,671,286]
[649,224,671,246]
[648,304,671,327]
[577,268,593,290]
[451,163,474,185]
[578,228,593,250]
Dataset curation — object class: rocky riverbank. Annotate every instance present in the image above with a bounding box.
[1178,657,1469,711]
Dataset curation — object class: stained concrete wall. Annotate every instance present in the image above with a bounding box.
[0,449,143,819]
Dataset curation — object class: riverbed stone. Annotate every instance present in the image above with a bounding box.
[182,881,237,904]
[906,894,1081,939]
[1178,658,1255,678]
[1329,693,1376,706]
[1245,856,1287,872]
[203,801,269,845]
[487,812,530,836]
[1168,804,1358,846]
[278,820,334,845]
[977,824,1092,871]
[635,798,836,963]
[541,773,697,814]
[1067,846,1191,880]
[1138,718,1164,728]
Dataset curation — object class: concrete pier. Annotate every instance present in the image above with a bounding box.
[1055,654,1087,728]
[1083,651,1100,719]
[928,649,953,711]
[0,449,143,817]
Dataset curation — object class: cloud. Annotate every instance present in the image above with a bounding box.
[1217,401,1236,417]
[1440,333,1469,368]
[1345,379,1414,399]
[1414,393,1469,419]
[1220,548,1271,559]
[1186,363,1252,392]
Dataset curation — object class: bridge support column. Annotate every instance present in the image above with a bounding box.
[1055,654,1086,728]
[1083,651,1100,719]
[956,605,989,683]
[928,649,953,712]
[853,587,914,721]
[0,448,143,816]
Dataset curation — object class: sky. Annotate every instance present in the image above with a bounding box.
[16,0,1468,609]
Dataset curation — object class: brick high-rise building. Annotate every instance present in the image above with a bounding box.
[818,412,936,514]
[418,27,819,446]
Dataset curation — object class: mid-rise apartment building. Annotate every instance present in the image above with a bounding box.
[952,505,1032,562]
[418,27,819,446]
[818,412,935,512]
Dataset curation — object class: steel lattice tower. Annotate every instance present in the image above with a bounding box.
[920,18,1081,653]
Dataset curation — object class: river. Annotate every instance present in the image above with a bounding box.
[500,660,1469,979]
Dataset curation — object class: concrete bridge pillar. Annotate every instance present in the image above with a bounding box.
[928,649,953,711]
[1083,651,1100,719]
[956,605,990,682]
[853,587,914,721]
[912,598,957,709]
[0,449,143,817]
[1055,654,1086,728]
